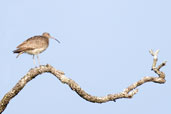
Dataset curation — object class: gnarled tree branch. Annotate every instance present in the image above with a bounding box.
[0,50,166,113]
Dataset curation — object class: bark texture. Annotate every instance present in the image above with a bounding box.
[0,50,166,113]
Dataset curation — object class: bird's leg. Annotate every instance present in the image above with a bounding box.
[37,55,40,66]
[16,51,24,58]
[33,55,36,66]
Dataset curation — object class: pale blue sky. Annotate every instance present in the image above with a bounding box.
[0,0,170,114]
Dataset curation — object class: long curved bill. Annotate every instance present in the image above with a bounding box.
[51,37,60,43]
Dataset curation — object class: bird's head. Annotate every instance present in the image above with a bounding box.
[42,32,60,43]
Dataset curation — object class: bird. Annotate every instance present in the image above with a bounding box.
[13,32,60,66]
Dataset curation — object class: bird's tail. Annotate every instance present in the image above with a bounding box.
[13,49,21,53]
[13,49,24,58]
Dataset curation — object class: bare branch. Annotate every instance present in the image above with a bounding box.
[0,50,166,113]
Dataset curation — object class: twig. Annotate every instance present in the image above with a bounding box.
[0,50,166,113]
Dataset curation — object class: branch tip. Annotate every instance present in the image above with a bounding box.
[149,49,160,56]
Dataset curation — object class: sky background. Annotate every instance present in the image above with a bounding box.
[0,0,170,114]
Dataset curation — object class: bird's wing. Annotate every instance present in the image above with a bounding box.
[13,47,35,53]
[17,36,45,49]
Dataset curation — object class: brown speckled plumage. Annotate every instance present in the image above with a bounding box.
[13,32,60,65]
[13,36,49,55]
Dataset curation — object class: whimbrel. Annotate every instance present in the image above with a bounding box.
[13,32,60,66]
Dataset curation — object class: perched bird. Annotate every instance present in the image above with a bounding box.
[13,32,60,66]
